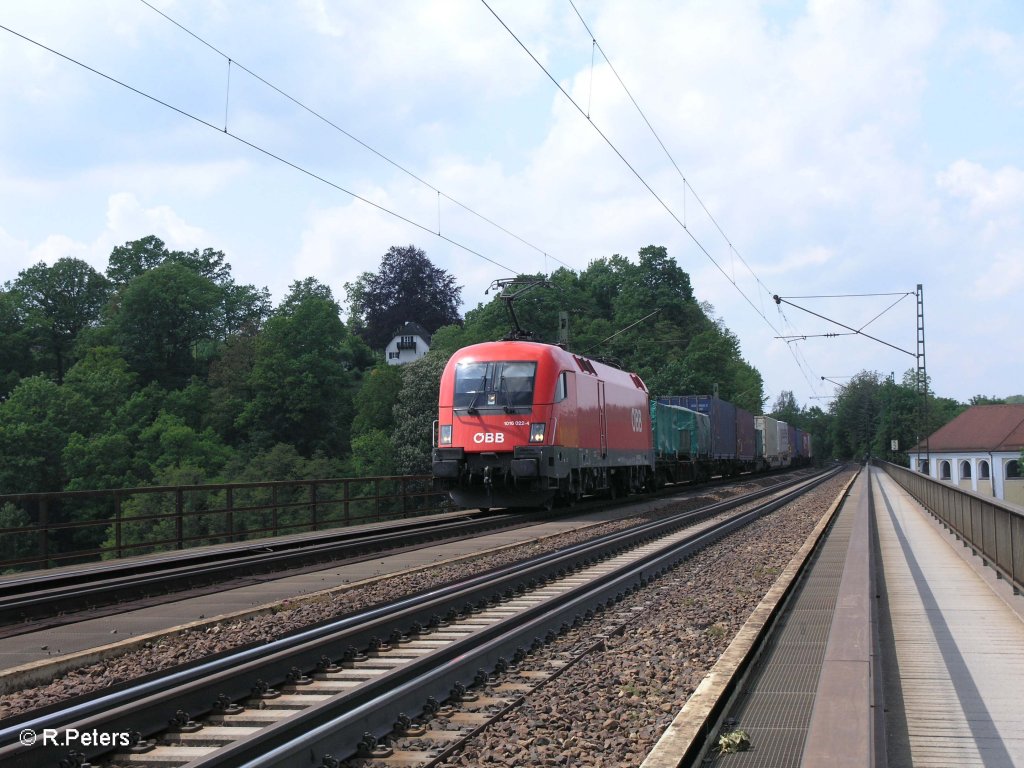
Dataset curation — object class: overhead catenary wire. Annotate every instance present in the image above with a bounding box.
[137,0,574,273]
[565,4,922,403]
[0,21,519,277]
[479,0,782,339]
[566,0,778,308]
[485,0,831,403]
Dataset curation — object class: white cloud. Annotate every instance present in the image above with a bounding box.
[969,249,1024,299]
[936,160,1024,218]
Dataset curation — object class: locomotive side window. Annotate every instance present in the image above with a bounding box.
[554,371,568,402]
[454,361,537,413]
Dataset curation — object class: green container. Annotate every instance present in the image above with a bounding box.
[651,401,711,459]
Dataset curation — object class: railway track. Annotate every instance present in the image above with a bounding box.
[0,508,557,636]
[0,467,841,768]
[0,471,797,638]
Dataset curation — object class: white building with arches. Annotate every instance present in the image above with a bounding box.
[909,404,1024,507]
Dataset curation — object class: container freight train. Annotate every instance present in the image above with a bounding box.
[431,341,811,509]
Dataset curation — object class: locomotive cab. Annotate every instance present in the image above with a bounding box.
[433,341,653,510]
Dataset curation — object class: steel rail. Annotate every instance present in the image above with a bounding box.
[189,468,842,768]
[0,468,837,767]
[0,508,535,631]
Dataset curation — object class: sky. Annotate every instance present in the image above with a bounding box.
[1,0,1022,408]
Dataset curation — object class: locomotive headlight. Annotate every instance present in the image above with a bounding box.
[439,424,452,445]
[529,422,546,443]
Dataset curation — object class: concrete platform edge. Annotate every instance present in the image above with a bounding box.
[640,469,860,768]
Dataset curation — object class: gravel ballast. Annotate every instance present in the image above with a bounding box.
[0,480,780,720]
[422,469,856,767]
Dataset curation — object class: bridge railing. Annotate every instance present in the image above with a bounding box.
[878,460,1023,594]
[0,475,448,573]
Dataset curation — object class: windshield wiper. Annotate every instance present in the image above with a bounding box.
[498,376,515,414]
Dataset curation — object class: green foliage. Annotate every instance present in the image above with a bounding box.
[391,353,448,474]
[106,235,170,285]
[137,412,234,475]
[771,391,801,423]
[62,347,138,434]
[0,290,38,396]
[63,431,141,491]
[7,257,112,381]
[970,394,1006,405]
[102,463,228,557]
[345,245,462,350]
[352,364,403,438]
[831,372,884,459]
[350,429,396,476]
[110,262,222,387]
[0,376,83,493]
[454,247,762,410]
[238,280,356,456]
[0,503,36,569]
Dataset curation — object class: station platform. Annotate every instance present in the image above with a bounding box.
[681,465,1024,768]
[873,466,1024,767]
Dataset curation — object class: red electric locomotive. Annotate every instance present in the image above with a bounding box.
[432,341,654,509]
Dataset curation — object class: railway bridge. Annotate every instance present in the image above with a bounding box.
[0,464,1020,767]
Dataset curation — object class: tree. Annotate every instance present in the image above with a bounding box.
[109,262,221,387]
[351,364,404,438]
[0,290,34,396]
[8,258,112,382]
[349,430,395,476]
[106,235,170,285]
[391,353,448,474]
[345,245,462,350]
[0,376,82,494]
[238,280,357,456]
[771,391,801,423]
[830,372,884,459]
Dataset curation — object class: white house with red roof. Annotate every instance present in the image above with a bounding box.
[909,404,1024,506]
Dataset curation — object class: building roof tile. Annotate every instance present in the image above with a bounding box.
[922,404,1024,452]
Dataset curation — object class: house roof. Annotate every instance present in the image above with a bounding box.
[392,321,431,344]
[918,404,1024,452]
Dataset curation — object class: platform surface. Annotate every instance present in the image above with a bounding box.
[873,466,1024,767]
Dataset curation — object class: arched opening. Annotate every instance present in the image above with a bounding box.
[920,459,929,474]
[1007,460,1021,480]
[940,460,951,480]
[960,460,972,479]
[979,460,990,480]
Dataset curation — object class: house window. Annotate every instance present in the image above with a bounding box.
[960,460,971,479]
[940,460,951,480]
[920,459,929,474]
[388,351,399,359]
[1007,460,1021,480]
[397,335,417,351]
[979,460,990,479]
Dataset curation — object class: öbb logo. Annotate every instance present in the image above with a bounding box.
[473,432,505,444]
[631,408,643,433]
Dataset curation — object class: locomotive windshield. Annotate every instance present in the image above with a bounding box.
[454,361,536,414]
